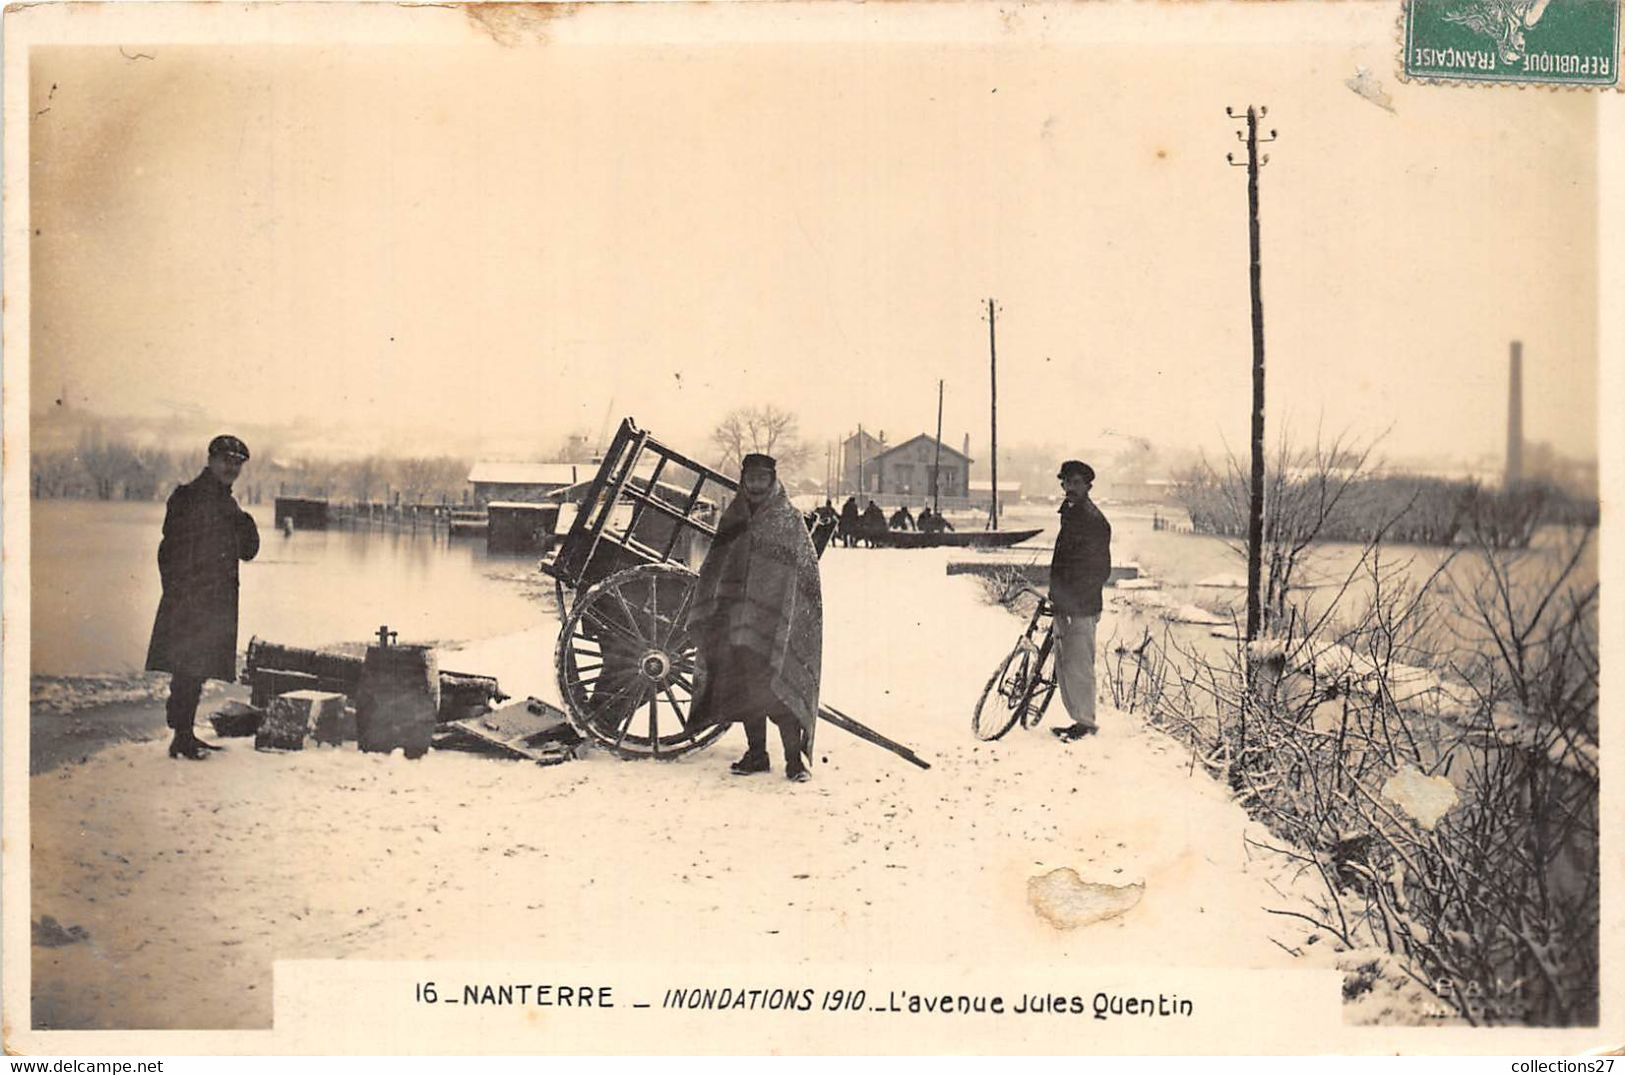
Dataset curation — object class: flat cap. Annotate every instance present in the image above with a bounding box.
[1057,459,1094,482]
[741,452,776,473]
[208,434,251,462]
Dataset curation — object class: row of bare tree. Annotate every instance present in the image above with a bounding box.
[1174,439,1596,553]
[1100,438,1598,1025]
[30,429,475,507]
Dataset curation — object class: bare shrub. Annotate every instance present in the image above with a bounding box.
[1114,451,1598,1025]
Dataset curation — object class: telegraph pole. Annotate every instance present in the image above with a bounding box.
[985,298,1001,530]
[857,423,866,497]
[932,379,945,514]
[1227,105,1277,643]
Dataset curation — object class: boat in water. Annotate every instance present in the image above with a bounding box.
[868,527,1043,549]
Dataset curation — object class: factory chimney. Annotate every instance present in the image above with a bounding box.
[1506,341,1523,489]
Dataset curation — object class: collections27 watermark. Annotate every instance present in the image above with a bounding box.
[413,982,1196,1021]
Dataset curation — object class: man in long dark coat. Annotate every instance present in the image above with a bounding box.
[838,496,861,548]
[689,453,823,782]
[860,499,887,547]
[146,435,260,759]
[1049,459,1112,742]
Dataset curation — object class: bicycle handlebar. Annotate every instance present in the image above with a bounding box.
[1008,584,1052,612]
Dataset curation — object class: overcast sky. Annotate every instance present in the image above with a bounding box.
[25,2,1599,468]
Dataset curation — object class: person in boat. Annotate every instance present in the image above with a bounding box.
[888,505,916,531]
[860,499,888,547]
[145,435,261,760]
[1049,460,1112,743]
[838,496,861,548]
[690,453,823,783]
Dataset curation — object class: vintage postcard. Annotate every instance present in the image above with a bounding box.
[3,0,1619,1058]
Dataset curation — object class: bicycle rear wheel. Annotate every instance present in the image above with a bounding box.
[972,646,1031,741]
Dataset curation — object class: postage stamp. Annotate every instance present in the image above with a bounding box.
[1404,0,1620,86]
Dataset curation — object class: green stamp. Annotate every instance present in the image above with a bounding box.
[1404,0,1620,85]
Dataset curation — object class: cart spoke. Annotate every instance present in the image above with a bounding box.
[610,586,650,644]
[612,704,638,751]
[648,698,660,755]
[662,583,696,648]
[663,687,691,729]
[592,677,642,722]
[582,607,644,650]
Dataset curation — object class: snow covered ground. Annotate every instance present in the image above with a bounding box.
[26,545,1429,1044]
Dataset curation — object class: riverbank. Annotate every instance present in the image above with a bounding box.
[24,544,1437,1047]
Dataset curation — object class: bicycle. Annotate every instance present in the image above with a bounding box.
[971,586,1059,741]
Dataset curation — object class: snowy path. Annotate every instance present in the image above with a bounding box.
[28,547,1328,1032]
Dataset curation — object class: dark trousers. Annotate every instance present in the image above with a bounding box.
[743,711,806,770]
[707,642,806,770]
[166,673,206,732]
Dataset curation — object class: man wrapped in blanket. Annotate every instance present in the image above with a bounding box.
[690,453,823,783]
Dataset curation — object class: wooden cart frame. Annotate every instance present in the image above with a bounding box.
[540,418,738,758]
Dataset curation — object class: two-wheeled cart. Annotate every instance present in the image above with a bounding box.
[541,418,928,768]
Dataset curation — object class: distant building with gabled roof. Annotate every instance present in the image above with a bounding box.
[467,462,586,507]
[871,434,973,498]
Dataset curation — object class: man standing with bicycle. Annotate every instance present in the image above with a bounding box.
[1049,460,1112,742]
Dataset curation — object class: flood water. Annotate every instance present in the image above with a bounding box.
[28,498,1594,679]
[30,500,553,677]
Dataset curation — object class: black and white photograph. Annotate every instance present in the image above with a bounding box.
[2,0,1617,1057]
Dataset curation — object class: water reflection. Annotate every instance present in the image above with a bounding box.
[31,500,550,676]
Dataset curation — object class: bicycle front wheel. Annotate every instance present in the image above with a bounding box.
[972,645,1031,741]
[1019,637,1058,730]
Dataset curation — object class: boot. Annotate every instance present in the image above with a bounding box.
[778,716,810,782]
[730,750,771,775]
[732,715,771,774]
[167,730,209,760]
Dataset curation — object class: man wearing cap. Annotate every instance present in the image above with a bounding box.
[689,453,824,782]
[146,435,261,759]
[1049,460,1112,742]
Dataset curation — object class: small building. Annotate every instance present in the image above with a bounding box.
[839,429,888,495]
[487,501,561,555]
[274,496,330,530]
[872,435,973,498]
[967,479,1022,510]
[467,462,586,508]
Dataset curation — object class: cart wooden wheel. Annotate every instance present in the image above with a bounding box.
[555,563,726,759]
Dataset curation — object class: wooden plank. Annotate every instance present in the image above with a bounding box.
[444,697,581,765]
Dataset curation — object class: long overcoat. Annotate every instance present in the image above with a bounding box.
[145,469,261,680]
